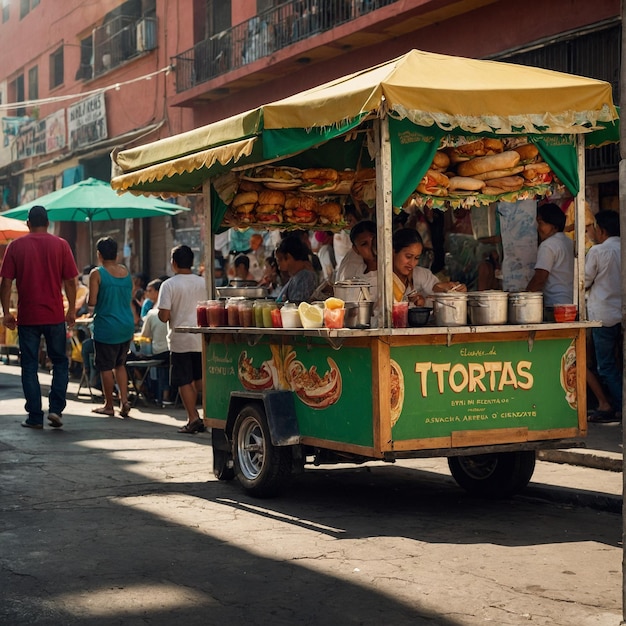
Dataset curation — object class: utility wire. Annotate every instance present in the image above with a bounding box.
[0,65,174,113]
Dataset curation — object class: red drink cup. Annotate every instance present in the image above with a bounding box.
[392,302,408,328]
[196,302,208,327]
[271,307,283,328]
[207,300,225,327]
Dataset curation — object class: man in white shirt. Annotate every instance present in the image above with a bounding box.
[158,245,208,433]
[526,202,574,306]
[585,210,622,421]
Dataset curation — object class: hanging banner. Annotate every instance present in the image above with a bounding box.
[15,118,46,159]
[45,109,66,153]
[68,92,107,150]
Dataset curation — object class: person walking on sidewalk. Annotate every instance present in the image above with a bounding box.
[0,205,78,429]
[585,210,622,423]
[157,245,208,434]
[88,237,135,418]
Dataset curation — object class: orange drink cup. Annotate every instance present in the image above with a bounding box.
[324,307,345,328]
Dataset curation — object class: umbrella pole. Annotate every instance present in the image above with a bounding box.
[89,220,94,265]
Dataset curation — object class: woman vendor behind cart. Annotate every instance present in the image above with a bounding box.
[393,228,465,305]
[275,235,318,303]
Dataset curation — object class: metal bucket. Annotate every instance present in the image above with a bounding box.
[333,279,372,303]
[344,301,374,328]
[467,290,508,325]
[433,292,467,327]
[508,292,543,324]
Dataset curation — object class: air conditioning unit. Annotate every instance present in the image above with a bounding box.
[136,18,156,52]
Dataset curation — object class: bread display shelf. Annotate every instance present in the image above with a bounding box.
[410,182,558,211]
[220,165,366,230]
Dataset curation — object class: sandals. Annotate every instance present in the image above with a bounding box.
[587,409,620,423]
[92,406,115,416]
[177,420,205,434]
[119,402,132,418]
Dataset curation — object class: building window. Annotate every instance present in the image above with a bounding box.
[50,47,64,89]
[19,0,38,18]
[2,0,9,23]
[75,35,93,80]
[13,74,25,116]
[206,0,231,36]
[28,66,38,101]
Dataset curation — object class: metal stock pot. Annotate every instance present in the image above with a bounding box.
[433,292,467,326]
[333,279,371,303]
[467,290,508,325]
[508,292,543,324]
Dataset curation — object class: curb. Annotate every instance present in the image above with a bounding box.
[538,448,623,472]
[524,482,623,513]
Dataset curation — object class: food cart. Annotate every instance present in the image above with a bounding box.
[112,50,618,498]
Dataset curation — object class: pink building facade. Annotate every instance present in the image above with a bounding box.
[0,0,620,274]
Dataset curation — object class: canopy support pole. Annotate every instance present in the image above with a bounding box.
[375,117,394,329]
[575,135,586,317]
[203,180,214,298]
[618,0,626,624]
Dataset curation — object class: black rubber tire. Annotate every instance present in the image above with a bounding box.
[232,403,291,498]
[212,429,235,481]
[448,451,536,498]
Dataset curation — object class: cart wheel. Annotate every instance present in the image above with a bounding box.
[232,403,291,498]
[212,429,235,481]
[448,451,536,498]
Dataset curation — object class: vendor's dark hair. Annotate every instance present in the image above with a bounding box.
[276,235,309,261]
[392,228,423,253]
[349,220,376,244]
[234,254,250,270]
[595,210,620,237]
[172,244,194,269]
[537,203,566,232]
[96,237,118,261]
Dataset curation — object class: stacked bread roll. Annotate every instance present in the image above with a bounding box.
[415,139,553,198]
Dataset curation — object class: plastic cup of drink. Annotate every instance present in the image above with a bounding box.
[238,300,255,328]
[324,307,345,329]
[271,307,283,328]
[196,301,208,327]
[262,302,277,328]
[207,300,225,327]
[226,298,241,326]
[392,301,409,328]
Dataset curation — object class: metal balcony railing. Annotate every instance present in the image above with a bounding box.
[173,0,398,93]
[92,15,157,78]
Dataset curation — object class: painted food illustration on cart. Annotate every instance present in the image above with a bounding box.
[389,359,405,427]
[560,342,577,410]
[237,345,342,409]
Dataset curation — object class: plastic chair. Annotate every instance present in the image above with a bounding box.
[76,354,96,400]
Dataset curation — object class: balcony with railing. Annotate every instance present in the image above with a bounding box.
[92,15,157,78]
[173,0,397,94]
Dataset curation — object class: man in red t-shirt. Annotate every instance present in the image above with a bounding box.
[0,205,78,429]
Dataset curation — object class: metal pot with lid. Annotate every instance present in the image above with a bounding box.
[467,290,508,325]
[333,278,372,303]
[507,292,543,324]
[432,292,468,327]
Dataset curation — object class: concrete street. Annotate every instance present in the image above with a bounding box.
[0,361,623,625]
